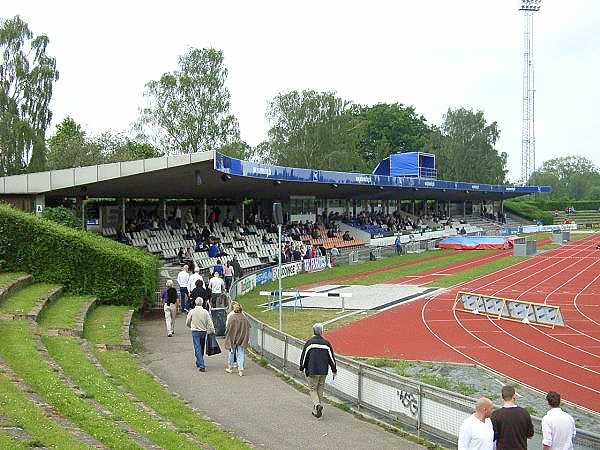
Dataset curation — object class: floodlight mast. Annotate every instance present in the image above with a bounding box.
[519,0,542,185]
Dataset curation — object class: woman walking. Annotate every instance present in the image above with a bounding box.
[224,261,235,292]
[224,303,250,376]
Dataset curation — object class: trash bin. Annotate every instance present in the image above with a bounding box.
[211,308,227,336]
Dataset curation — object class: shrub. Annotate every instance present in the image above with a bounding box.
[0,204,159,307]
[504,200,554,225]
[41,206,82,229]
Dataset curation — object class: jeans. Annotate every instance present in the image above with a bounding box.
[192,330,207,369]
[180,287,189,311]
[227,345,245,371]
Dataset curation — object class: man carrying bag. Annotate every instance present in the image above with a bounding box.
[186,298,215,372]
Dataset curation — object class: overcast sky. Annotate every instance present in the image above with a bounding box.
[5,0,600,181]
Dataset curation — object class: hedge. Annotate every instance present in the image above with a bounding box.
[504,200,554,225]
[0,204,159,307]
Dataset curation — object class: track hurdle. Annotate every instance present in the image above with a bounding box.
[454,291,565,328]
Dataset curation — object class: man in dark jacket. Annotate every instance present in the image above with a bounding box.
[299,323,337,418]
[491,385,534,450]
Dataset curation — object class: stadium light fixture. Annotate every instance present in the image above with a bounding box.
[273,180,282,186]
[221,173,232,182]
[331,183,338,188]
[378,186,384,191]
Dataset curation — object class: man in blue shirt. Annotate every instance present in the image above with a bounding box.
[395,234,403,255]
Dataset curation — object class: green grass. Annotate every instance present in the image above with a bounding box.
[84,305,130,344]
[0,321,141,449]
[426,256,524,288]
[0,373,90,449]
[362,358,477,397]
[95,350,249,450]
[0,283,59,315]
[44,336,200,450]
[347,250,497,285]
[0,432,29,450]
[38,294,93,331]
[0,272,26,288]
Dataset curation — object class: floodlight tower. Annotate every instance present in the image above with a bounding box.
[519,0,542,185]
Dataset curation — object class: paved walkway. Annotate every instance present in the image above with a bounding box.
[138,315,424,450]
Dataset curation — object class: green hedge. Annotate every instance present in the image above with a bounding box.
[504,200,554,225]
[0,204,159,307]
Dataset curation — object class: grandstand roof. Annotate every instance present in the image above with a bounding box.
[0,151,551,202]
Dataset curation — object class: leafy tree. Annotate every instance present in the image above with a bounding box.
[94,131,163,162]
[427,108,507,184]
[137,48,239,154]
[0,15,58,176]
[529,156,600,200]
[219,140,252,160]
[46,117,104,170]
[266,89,366,171]
[350,103,431,170]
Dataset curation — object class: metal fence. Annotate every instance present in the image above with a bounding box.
[230,273,600,449]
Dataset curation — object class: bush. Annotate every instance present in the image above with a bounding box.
[504,200,554,225]
[41,206,82,229]
[0,204,159,307]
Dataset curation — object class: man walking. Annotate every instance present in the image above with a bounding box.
[491,385,534,450]
[458,397,495,450]
[185,298,215,372]
[299,323,337,418]
[542,391,576,450]
[161,280,178,337]
[395,234,403,255]
[177,264,190,312]
[208,272,225,308]
[187,266,202,299]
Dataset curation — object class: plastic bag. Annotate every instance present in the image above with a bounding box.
[206,333,221,356]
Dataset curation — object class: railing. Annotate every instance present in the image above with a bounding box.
[230,269,600,449]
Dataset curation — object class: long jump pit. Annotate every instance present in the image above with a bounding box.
[261,284,440,312]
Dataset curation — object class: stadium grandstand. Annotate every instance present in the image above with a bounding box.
[0,150,550,274]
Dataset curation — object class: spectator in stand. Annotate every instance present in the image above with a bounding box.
[330,246,340,257]
[458,397,495,450]
[541,391,575,450]
[224,261,234,292]
[161,280,178,337]
[232,256,242,280]
[201,226,211,241]
[342,231,353,241]
[185,298,215,372]
[491,385,534,450]
[177,265,191,313]
[208,242,219,258]
[177,247,185,264]
[187,266,203,296]
[208,272,225,307]
[224,302,251,377]
[299,323,337,419]
[460,226,467,235]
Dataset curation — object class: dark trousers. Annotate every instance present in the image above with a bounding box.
[192,330,207,369]
[180,287,189,311]
[224,276,233,291]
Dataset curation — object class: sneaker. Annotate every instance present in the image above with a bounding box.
[238,370,243,377]
[225,367,233,373]
[232,362,238,368]
[167,333,173,337]
[315,404,323,418]
[198,368,206,372]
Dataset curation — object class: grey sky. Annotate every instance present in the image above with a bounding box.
[5,0,600,181]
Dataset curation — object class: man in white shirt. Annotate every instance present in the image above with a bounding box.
[187,267,202,299]
[208,272,225,308]
[177,265,190,312]
[542,391,576,450]
[458,397,494,450]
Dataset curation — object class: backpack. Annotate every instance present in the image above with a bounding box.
[166,287,178,305]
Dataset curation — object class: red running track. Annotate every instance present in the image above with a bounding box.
[326,234,600,412]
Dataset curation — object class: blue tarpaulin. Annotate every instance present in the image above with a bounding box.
[372,152,436,178]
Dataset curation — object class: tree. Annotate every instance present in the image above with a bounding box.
[529,156,600,200]
[46,117,104,170]
[427,108,507,184]
[0,15,58,176]
[137,48,239,154]
[94,131,163,162]
[350,103,431,170]
[219,140,252,160]
[266,89,366,171]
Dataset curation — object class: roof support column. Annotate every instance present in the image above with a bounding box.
[412,199,416,216]
[121,198,126,233]
[352,199,356,218]
[385,200,389,216]
[241,200,245,226]
[203,198,207,226]
[345,199,350,220]
[463,201,466,219]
